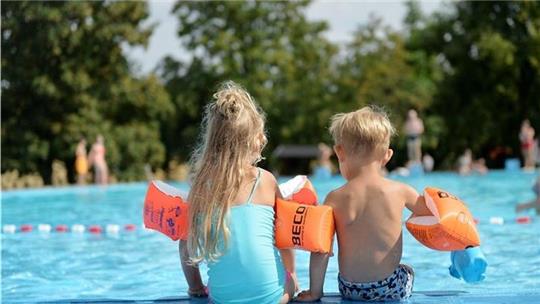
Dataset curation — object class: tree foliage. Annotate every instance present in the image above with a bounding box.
[1,1,173,182]
[336,16,442,166]
[2,1,540,184]
[407,1,540,164]
[159,0,338,164]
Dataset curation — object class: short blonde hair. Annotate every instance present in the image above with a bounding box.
[329,106,396,157]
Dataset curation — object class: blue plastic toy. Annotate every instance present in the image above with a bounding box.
[449,247,487,283]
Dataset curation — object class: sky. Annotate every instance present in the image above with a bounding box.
[127,0,444,75]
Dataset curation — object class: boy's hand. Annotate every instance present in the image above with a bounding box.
[187,285,208,298]
[295,289,322,302]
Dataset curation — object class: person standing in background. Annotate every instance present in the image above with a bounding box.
[404,109,424,165]
[457,149,473,176]
[422,154,434,172]
[313,143,334,179]
[74,138,88,185]
[89,134,109,185]
[519,120,536,170]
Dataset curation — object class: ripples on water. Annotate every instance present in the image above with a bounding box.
[2,171,539,301]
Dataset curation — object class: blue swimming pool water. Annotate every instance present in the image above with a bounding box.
[2,171,539,303]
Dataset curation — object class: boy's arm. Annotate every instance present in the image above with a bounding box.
[179,240,207,297]
[295,252,331,301]
[403,184,432,216]
[296,192,337,302]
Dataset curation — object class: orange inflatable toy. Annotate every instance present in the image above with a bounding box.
[406,187,480,251]
[278,175,318,206]
[143,181,189,241]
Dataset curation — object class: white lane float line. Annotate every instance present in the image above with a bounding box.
[71,224,86,233]
[1,224,140,234]
[2,224,16,234]
[1,216,534,235]
[38,224,52,233]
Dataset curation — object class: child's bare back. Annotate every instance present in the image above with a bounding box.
[327,176,426,283]
[297,106,430,302]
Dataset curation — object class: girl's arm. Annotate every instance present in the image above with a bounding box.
[279,248,298,293]
[296,191,337,302]
[279,248,296,274]
[272,173,298,290]
[179,240,207,297]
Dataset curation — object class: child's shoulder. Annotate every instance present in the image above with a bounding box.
[257,168,279,190]
[381,178,418,199]
[258,167,277,182]
[324,183,355,208]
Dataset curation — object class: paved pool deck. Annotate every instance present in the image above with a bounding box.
[38,291,540,304]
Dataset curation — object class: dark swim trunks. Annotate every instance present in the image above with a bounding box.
[338,264,414,302]
[406,134,419,142]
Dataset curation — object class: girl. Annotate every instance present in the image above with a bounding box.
[89,135,108,185]
[179,81,297,303]
[75,138,88,185]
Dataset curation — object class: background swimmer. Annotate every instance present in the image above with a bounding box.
[515,176,540,215]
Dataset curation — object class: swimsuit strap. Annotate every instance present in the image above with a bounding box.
[246,168,262,205]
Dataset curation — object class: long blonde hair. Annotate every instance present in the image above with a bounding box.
[188,81,266,263]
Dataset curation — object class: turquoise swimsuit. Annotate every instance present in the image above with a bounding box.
[207,168,286,304]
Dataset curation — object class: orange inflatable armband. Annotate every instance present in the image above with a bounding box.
[143,181,189,241]
[274,199,334,253]
[143,176,334,253]
[278,175,318,205]
[406,187,480,251]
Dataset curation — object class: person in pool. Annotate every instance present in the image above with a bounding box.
[515,176,540,215]
[312,143,334,179]
[178,81,297,303]
[404,109,424,165]
[519,119,536,170]
[457,149,473,175]
[89,134,108,185]
[297,106,431,302]
[74,138,88,185]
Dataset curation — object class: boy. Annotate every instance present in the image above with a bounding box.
[297,106,431,302]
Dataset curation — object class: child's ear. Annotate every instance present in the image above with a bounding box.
[382,149,393,166]
[334,145,345,162]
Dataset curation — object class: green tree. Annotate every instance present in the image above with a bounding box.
[160,0,338,164]
[157,57,219,163]
[1,1,173,182]
[408,2,540,165]
[336,16,442,166]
